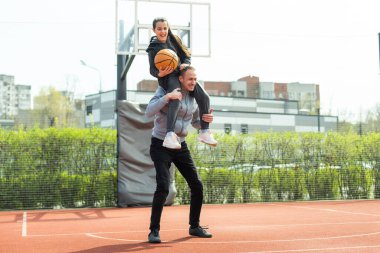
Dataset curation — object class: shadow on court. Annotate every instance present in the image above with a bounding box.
[69,236,193,253]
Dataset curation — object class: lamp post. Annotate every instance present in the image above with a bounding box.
[80,60,102,93]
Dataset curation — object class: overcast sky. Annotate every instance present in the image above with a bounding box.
[1,0,379,121]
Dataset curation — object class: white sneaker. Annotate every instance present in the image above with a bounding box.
[197,130,217,147]
[163,132,181,149]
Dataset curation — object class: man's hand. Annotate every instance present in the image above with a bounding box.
[166,88,182,101]
[202,108,214,123]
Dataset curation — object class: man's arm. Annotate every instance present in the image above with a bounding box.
[191,108,201,129]
[191,109,215,129]
[145,87,183,117]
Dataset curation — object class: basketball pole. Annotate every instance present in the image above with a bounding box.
[378,32,380,74]
[117,54,135,100]
[116,21,135,206]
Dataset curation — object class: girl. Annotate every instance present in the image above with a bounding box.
[146,17,217,149]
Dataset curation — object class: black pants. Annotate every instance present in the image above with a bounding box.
[165,75,210,132]
[149,137,204,231]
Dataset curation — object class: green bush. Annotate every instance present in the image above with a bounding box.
[1,128,379,210]
[175,131,380,204]
[0,127,117,210]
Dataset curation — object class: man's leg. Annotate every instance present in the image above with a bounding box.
[149,159,171,231]
[149,137,173,243]
[173,142,212,238]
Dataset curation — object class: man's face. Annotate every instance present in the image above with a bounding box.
[179,69,197,92]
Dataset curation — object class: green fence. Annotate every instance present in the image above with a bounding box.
[0,128,379,210]
[177,132,380,204]
[0,128,117,210]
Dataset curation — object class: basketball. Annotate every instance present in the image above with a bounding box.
[154,49,179,70]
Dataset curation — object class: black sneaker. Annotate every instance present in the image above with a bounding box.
[189,226,212,238]
[148,229,161,243]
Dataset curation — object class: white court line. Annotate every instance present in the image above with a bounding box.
[26,221,380,238]
[84,230,380,244]
[26,221,379,237]
[22,212,27,237]
[27,228,187,237]
[241,244,380,253]
[86,233,142,242]
[222,221,380,230]
[270,203,380,217]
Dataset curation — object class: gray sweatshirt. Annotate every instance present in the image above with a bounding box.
[145,86,201,142]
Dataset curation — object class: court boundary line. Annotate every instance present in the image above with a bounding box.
[22,212,27,237]
[25,220,380,238]
[83,229,380,244]
[242,244,380,253]
[270,203,380,217]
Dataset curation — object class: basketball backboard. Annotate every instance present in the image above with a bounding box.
[115,0,211,57]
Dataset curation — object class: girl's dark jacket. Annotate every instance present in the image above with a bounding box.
[146,36,191,88]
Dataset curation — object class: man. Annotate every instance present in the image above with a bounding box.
[145,66,214,243]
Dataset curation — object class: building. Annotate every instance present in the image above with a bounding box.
[85,89,337,133]
[137,75,320,114]
[29,89,85,128]
[85,90,117,128]
[85,74,336,132]
[0,74,31,118]
[16,84,32,110]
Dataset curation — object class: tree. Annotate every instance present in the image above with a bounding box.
[33,86,73,128]
[365,103,380,133]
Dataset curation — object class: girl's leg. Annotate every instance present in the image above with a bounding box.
[191,82,210,130]
[192,82,218,147]
[166,75,181,133]
[162,75,181,149]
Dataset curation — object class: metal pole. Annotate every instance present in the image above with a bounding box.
[117,55,127,100]
[317,108,320,132]
[80,60,102,93]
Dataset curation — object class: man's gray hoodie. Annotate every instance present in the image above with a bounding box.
[145,86,201,143]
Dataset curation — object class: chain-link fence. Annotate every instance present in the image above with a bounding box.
[0,128,117,210]
[0,128,379,210]
[176,132,380,204]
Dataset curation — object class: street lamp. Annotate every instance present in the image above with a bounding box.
[80,60,102,93]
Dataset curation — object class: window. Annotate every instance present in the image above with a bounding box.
[224,123,231,134]
[86,105,93,116]
[237,90,245,97]
[241,124,248,134]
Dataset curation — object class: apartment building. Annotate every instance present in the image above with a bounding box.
[137,75,320,114]
[85,74,336,132]
[0,75,31,117]
[85,89,337,133]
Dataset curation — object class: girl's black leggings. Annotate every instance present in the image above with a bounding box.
[164,75,210,133]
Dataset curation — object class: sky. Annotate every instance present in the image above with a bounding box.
[1,0,379,121]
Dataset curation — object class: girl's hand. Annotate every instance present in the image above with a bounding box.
[179,64,190,70]
[202,109,214,123]
[159,65,174,77]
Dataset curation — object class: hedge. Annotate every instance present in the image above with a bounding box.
[0,128,379,210]
[0,127,117,210]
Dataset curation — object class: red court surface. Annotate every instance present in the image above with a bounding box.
[1,200,380,253]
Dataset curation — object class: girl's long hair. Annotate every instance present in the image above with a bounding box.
[153,17,191,58]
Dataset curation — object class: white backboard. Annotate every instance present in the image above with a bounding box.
[115,0,211,57]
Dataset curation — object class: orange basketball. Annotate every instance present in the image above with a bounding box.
[154,49,179,70]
